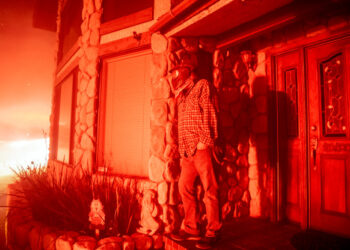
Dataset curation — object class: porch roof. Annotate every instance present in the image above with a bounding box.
[150,0,293,37]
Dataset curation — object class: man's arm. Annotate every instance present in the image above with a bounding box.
[198,80,218,149]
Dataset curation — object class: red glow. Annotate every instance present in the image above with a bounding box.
[0,139,49,176]
[0,1,55,175]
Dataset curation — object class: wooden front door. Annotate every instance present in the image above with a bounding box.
[275,49,307,224]
[306,36,350,237]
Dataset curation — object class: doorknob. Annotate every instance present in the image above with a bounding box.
[311,125,317,131]
[311,137,318,170]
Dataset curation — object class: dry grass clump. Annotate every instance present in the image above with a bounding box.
[8,164,140,237]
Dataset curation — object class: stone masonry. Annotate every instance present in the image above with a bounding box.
[73,0,103,172]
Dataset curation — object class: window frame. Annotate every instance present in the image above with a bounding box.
[96,49,152,176]
[57,0,83,64]
[52,69,77,165]
[100,0,154,35]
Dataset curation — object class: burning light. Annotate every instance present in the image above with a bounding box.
[0,138,49,176]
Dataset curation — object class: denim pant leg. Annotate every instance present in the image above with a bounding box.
[178,156,200,234]
[193,148,222,236]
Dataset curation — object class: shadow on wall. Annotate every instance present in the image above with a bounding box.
[275,88,299,221]
[209,49,253,221]
[250,74,296,220]
[208,50,276,221]
[249,75,273,218]
[212,58,296,221]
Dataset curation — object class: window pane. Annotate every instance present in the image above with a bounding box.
[320,53,347,137]
[102,50,151,176]
[57,74,73,163]
[102,0,153,23]
[58,0,83,62]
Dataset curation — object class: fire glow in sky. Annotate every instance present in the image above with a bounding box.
[0,0,56,176]
[0,138,49,176]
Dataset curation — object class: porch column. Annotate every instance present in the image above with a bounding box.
[74,0,103,171]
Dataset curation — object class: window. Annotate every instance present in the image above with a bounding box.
[102,0,153,23]
[98,50,152,176]
[58,0,83,63]
[53,72,76,163]
[101,0,153,34]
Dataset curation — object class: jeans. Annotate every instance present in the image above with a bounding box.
[179,148,222,237]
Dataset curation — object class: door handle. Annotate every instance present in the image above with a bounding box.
[311,137,318,170]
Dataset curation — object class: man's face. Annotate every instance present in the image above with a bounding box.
[170,67,191,91]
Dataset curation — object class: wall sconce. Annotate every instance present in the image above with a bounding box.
[240,50,257,71]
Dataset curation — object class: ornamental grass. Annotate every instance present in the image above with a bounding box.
[6,163,140,237]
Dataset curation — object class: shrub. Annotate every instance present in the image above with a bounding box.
[9,164,140,237]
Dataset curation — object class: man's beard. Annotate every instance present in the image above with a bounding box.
[173,78,185,91]
[173,78,193,98]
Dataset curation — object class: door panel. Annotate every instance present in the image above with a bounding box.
[321,157,347,214]
[275,49,306,224]
[286,153,299,205]
[306,36,350,237]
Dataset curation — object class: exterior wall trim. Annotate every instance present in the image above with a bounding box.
[55,49,80,86]
[100,7,154,35]
[99,32,151,58]
[56,39,80,77]
[149,0,215,33]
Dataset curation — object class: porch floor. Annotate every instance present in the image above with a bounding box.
[164,217,350,249]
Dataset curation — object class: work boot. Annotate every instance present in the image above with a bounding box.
[170,230,201,241]
[195,235,219,249]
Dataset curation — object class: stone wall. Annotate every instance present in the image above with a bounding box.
[213,48,253,219]
[147,33,181,234]
[213,48,271,218]
[73,0,103,172]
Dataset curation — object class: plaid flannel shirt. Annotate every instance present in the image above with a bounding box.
[177,78,218,158]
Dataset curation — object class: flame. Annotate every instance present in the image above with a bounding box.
[0,138,49,176]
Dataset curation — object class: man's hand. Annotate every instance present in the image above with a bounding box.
[197,142,208,150]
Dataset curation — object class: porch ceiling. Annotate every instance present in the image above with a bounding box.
[167,0,293,37]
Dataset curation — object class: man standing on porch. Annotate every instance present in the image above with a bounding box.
[169,52,221,249]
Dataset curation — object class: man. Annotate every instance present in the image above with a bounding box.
[169,59,221,249]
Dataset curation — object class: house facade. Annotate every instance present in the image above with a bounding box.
[49,0,350,237]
